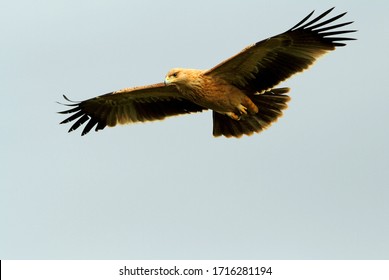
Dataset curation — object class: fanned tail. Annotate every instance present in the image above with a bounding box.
[212,88,291,138]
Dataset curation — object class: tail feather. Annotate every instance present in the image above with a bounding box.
[212,88,291,138]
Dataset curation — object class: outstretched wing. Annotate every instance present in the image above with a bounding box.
[58,83,206,135]
[205,7,356,92]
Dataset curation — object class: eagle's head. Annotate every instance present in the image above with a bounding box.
[164,68,186,86]
[164,68,203,89]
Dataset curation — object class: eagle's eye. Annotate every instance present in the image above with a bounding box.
[172,72,178,78]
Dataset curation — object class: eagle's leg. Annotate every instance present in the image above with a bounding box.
[225,104,252,120]
[226,98,259,120]
[242,97,259,115]
[226,111,241,120]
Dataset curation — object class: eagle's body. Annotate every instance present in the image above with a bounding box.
[59,8,356,138]
[164,68,257,118]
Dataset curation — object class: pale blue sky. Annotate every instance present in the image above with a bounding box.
[2,0,388,259]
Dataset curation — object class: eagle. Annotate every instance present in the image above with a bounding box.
[59,8,356,138]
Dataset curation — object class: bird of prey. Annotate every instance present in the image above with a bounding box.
[59,7,356,138]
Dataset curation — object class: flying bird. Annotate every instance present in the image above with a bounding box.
[59,7,356,138]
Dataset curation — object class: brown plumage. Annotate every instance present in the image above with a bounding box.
[59,8,356,138]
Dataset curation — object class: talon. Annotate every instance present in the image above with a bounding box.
[237,104,248,115]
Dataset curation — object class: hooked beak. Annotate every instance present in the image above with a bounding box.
[164,77,170,86]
